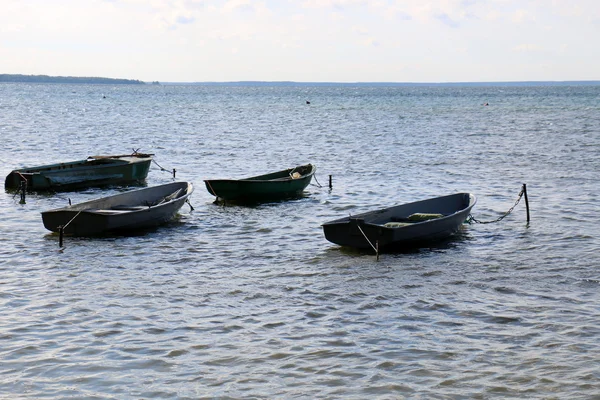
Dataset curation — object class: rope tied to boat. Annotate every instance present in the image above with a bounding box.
[354,223,381,260]
[152,159,177,179]
[467,186,525,224]
[310,173,324,188]
[205,180,217,198]
[54,209,83,248]
[16,171,28,182]
[186,198,195,211]
[62,210,83,229]
[356,224,377,253]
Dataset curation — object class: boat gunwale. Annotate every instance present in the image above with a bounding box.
[41,182,193,235]
[43,182,193,213]
[5,154,153,190]
[204,163,315,184]
[321,193,476,227]
[11,155,152,174]
[203,164,316,201]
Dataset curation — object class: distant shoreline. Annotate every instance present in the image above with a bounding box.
[1,74,599,86]
[0,74,146,85]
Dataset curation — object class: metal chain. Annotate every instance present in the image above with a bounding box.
[467,188,524,224]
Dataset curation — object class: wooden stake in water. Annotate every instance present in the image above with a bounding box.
[522,183,530,223]
[329,175,332,189]
[19,181,26,204]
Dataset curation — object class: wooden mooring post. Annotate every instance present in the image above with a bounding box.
[522,183,530,223]
[19,181,26,204]
[59,226,64,247]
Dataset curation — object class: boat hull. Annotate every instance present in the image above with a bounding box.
[204,164,315,202]
[5,154,152,191]
[322,193,476,251]
[41,182,193,236]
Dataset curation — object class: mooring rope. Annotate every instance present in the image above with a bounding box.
[186,198,195,211]
[310,173,323,188]
[11,173,28,201]
[205,180,217,197]
[467,187,525,224]
[62,210,83,230]
[152,159,174,176]
[16,171,28,182]
[356,224,378,253]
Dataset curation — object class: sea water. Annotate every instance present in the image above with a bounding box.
[1,82,599,398]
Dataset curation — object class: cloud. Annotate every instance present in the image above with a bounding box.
[358,37,380,47]
[352,26,369,35]
[436,12,460,28]
[223,0,254,13]
[513,43,542,53]
[176,15,195,24]
[302,0,369,9]
[221,0,272,17]
[2,0,599,82]
[511,9,534,23]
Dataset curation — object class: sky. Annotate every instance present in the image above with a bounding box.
[1,0,599,83]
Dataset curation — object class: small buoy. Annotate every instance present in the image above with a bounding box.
[306,100,310,104]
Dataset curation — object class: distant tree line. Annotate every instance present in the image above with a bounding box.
[0,74,145,84]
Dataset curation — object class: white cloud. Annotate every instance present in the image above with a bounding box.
[513,43,542,53]
[511,9,534,23]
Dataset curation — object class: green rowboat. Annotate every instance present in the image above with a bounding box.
[5,153,153,191]
[204,164,316,202]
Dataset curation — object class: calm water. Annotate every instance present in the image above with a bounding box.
[1,83,599,399]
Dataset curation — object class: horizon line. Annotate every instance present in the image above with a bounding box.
[2,74,599,86]
[157,80,600,86]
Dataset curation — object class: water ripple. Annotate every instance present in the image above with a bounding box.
[1,84,599,398]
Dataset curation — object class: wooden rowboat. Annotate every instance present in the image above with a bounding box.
[204,164,316,202]
[322,193,476,251]
[41,182,193,236]
[5,153,153,191]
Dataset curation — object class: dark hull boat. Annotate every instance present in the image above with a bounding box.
[322,193,476,251]
[41,182,193,236]
[204,164,315,202]
[5,153,153,191]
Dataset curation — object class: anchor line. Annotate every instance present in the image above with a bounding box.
[467,188,524,224]
[310,173,323,188]
[152,159,173,175]
[356,224,378,253]
[61,210,83,230]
